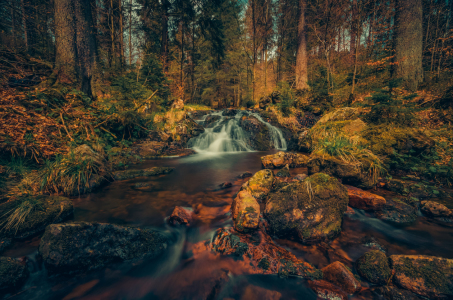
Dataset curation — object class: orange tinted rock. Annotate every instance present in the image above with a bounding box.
[231,191,260,231]
[261,152,309,169]
[241,285,282,300]
[420,201,452,219]
[322,261,361,294]
[390,255,453,299]
[307,280,348,300]
[346,186,386,211]
[169,206,194,226]
[240,169,274,201]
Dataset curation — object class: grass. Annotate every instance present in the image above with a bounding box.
[0,196,43,234]
[184,104,212,111]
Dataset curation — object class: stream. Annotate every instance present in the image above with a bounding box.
[4,111,453,300]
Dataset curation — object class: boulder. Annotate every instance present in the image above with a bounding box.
[346,186,386,211]
[169,206,194,226]
[204,115,221,128]
[0,257,29,292]
[188,110,213,120]
[211,228,322,279]
[356,250,391,285]
[222,109,238,116]
[420,201,452,221]
[0,238,12,253]
[239,115,272,151]
[239,171,253,179]
[390,255,453,299]
[231,191,260,232]
[276,165,290,178]
[171,99,184,110]
[261,151,309,169]
[240,285,282,300]
[0,196,73,240]
[307,280,348,300]
[219,182,233,189]
[375,199,418,224]
[372,286,420,300]
[240,169,274,202]
[321,261,361,294]
[264,173,349,243]
[39,222,168,274]
[113,167,174,180]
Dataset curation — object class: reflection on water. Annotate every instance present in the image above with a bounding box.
[6,151,453,300]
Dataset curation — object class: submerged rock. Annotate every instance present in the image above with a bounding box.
[239,171,253,179]
[420,201,452,222]
[231,191,260,232]
[356,250,391,285]
[169,206,194,226]
[390,255,453,299]
[372,286,420,300]
[264,173,348,243]
[375,198,418,224]
[240,169,274,202]
[219,182,233,189]
[39,222,168,274]
[275,165,290,178]
[346,185,386,211]
[261,151,309,169]
[0,257,29,292]
[321,261,361,294]
[307,280,348,300]
[0,196,73,240]
[113,167,174,180]
[292,174,308,181]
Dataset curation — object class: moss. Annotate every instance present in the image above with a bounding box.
[245,206,256,213]
[356,250,391,285]
[0,257,29,291]
[258,257,270,270]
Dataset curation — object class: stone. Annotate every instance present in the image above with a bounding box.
[292,174,308,181]
[356,250,391,285]
[219,182,233,189]
[0,238,12,253]
[375,198,418,224]
[171,99,184,110]
[239,171,253,179]
[0,196,73,240]
[421,201,452,221]
[169,206,194,226]
[238,115,272,151]
[231,191,260,231]
[39,222,168,274]
[240,169,274,202]
[0,257,29,292]
[222,109,238,116]
[240,285,282,300]
[372,286,420,300]
[265,173,349,244]
[261,151,309,169]
[276,165,290,178]
[321,261,361,294]
[390,255,453,299]
[204,115,222,128]
[113,167,174,180]
[346,185,386,211]
[307,280,348,300]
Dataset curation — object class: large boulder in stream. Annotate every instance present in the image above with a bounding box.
[420,201,452,222]
[321,261,361,294]
[346,185,386,211]
[264,173,349,243]
[231,191,260,232]
[240,169,275,202]
[204,115,221,128]
[0,257,29,292]
[390,255,453,299]
[239,115,272,151]
[39,222,168,274]
[261,151,309,169]
[356,250,392,285]
[375,198,418,224]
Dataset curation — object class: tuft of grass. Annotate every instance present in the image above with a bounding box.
[0,196,42,234]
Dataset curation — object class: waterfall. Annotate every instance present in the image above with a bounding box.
[188,110,287,153]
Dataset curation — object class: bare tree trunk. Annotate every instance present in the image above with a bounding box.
[21,0,28,52]
[161,0,169,72]
[119,0,124,65]
[295,0,309,90]
[252,0,256,103]
[394,0,423,91]
[350,0,357,58]
[129,0,132,64]
[110,0,115,66]
[11,0,16,49]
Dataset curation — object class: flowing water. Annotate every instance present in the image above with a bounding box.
[4,112,453,300]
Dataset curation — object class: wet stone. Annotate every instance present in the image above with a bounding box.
[356,250,391,285]
[219,182,233,189]
[375,198,418,224]
[0,256,29,292]
[372,286,420,300]
[169,206,194,226]
[346,185,386,211]
[321,261,361,294]
[307,280,348,300]
[239,171,253,179]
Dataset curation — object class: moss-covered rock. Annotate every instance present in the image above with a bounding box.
[276,165,290,178]
[307,280,348,300]
[321,261,361,294]
[420,201,453,222]
[231,191,260,232]
[0,196,73,240]
[385,178,448,199]
[0,257,29,292]
[113,167,174,180]
[356,250,391,285]
[372,286,420,300]
[239,115,272,151]
[261,151,309,169]
[39,222,168,274]
[375,198,418,224]
[264,173,348,243]
[240,169,275,202]
[390,255,453,299]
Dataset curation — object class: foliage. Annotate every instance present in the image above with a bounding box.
[0,196,43,234]
[276,82,295,116]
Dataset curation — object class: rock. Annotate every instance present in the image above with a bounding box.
[211,228,322,279]
[356,250,391,285]
[231,191,260,232]
[240,169,274,202]
[39,222,168,274]
[292,174,308,181]
[0,196,73,240]
[238,115,272,151]
[361,236,387,253]
[321,261,361,294]
[0,238,12,253]
[346,185,386,211]
[385,179,433,199]
[420,201,452,221]
[318,107,361,123]
[204,115,221,128]
[0,257,29,292]
[390,255,453,299]
[261,151,309,169]
[222,109,238,116]
[171,99,184,110]
[265,173,349,243]
[169,207,194,226]
[307,156,374,188]
[276,165,290,178]
[373,286,420,300]
[307,280,348,300]
[241,285,282,300]
[188,110,213,120]
[239,171,253,179]
[219,182,233,189]
[113,167,174,180]
[375,198,418,224]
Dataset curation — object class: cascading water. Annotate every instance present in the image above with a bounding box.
[188,110,287,153]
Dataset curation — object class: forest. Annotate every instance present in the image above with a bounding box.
[0,0,453,299]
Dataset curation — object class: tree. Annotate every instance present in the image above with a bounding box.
[394,0,424,91]
[295,0,309,90]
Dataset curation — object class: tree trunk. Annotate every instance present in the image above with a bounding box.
[54,0,77,84]
[295,0,309,90]
[119,0,124,65]
[21,0,28,52]
[252,0,256,103]
[110,0,115,66]
[350,0,357,58]
[394,0,423,91]
[129,0,132,64]
[161,0,169,72]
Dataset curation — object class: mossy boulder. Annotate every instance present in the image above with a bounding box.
[261,151,309,169]
[231,191,260,232]
[240,169,275,202]
[239,115,272,151]
[385,178,446,199]
[39,222,168,274]
[372,286,420,300]
[113,167,174,180]
[0,257,29,292]
[356,250,391,285]
[264,173,348,243]
[390,255,453,299]
[0,196,73,240]
[276,165,290,178]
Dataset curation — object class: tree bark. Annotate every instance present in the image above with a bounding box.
[129,0,132,64]
[21,0,28,52]
[350,0,357,58]
[295,0,309,90]
[161,0,169,72]
[394,0,423,91]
